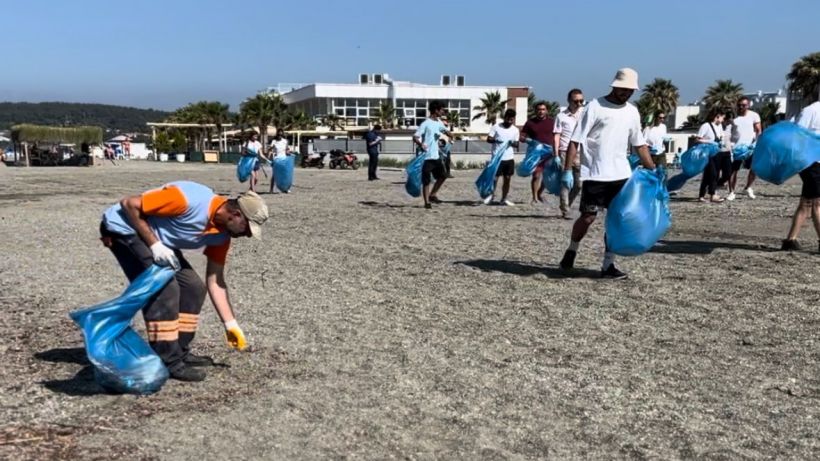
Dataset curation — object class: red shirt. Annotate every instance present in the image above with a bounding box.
[521,116,555,144]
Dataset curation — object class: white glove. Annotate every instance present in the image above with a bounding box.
[150,241,180,270]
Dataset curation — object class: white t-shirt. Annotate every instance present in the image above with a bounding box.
[245,140,262,155]
[643,124,667,154]
[570,97,646,182]
[269,139,289,158]
[697,122,730,150]
[488,123,519,161]
[794,101,820,134]
[554,108,583,153]
[731,111,761,144]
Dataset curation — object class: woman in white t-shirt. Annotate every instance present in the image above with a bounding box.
[695,108,728,203]
[268,131,292,193]
[244,133,264,192]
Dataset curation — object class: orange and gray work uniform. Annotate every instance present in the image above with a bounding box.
[100,181,231,372]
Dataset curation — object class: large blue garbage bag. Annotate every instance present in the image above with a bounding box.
[751,122,820,185]
[516,141,553,177]
[237,154,258,183]
[732,143,754,162]
[628,153,641,171]
[405,152,428,197]
[70,265,175,394]
[681,142,720,177]
[542,155,563,196]
[273,155,295,192]
[475,141,510,199]
[605,168,671,256]
[666,172,690,192]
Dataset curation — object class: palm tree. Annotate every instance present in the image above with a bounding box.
[543,101,560,118]
[239,92,287,146]
[374,101,397,128]
[202,101,230,151]
[282,110,317,131]
[639,78,679,124]
[527,92,537,119]
[472,91,508,125]
[680,114,702,130]
[755,101,781,128]
[320,113,344,131]
[445,110,463,130]
[703,79,744,113]
[786,52,820,104]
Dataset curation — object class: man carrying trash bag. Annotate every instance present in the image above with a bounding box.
[99,181,269,381]
[558,68,655,279]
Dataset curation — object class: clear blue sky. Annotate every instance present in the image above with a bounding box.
[3,0,818,111]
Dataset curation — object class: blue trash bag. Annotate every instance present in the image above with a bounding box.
[69,265,175,394]
[237,154,258,183]
[605,168,672,256]
[732,143,754,162]
[681,142,720,177]
[273,155,295,192]
[405,152,428,197]
[666,172,690,192]
[475,141,510,198]
[541,154,563,196]
[516,141,553,177]
[628,153,641,171]
[751,122,820,185]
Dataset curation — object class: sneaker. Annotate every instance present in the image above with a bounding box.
[780,239,801,251]
[559,250,576,271]
[424,203,432,209]
[430,196,443,204]
[745,188,755,199]
[483,195,494,205]
[502,199,515,206]
[169,365,206,382]
[183,353,216,367]
[601,264,628,280]
[726,192,736,201]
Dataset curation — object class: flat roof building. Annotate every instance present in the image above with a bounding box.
[276,74,529,132]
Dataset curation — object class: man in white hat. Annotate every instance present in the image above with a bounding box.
[100,181,269,381]
[558,68,655,279]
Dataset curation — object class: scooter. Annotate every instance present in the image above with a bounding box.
[301,151,326,168]
[328,149,360,170]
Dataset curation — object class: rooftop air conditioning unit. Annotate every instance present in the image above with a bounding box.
[373,74,384,84]
[359,73,371,84]
[456,75,465,86]
[441,75,451,86]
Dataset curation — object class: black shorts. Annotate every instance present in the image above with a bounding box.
[422,159,446,185]
[732,154,753,171]
[799,162,820,199]
[496,159,515,177]
[579,179,628,214]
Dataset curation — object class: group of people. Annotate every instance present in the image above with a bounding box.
[243,131,293,194]
[97,67,818,384]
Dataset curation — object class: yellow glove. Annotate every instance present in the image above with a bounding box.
[224,320,248,351]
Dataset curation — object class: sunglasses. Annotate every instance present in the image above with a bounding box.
[572,99,584,104]
[738,103,749,107]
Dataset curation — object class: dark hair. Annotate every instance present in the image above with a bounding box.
[567,88,583,102]
[533,100,548,109]
[373,124,382,131]
[709,107,727,121]
[503,109,516,119]
[428,100,445,113]
[738,96,750,104]
[654,111,665,119]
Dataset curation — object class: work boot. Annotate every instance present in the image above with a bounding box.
[780,239,801,251]
[183,353,216,367]
[169,365,206,382]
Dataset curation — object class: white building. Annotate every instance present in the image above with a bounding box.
[744,88,788,115]
[277,74,530,132]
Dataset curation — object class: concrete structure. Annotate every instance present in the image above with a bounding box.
[669,104,701,130]
[277,74,529,133]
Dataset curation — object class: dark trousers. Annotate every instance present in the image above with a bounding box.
[699,156,720,197]
[368,152,379,180]
[715,151,732,187]
[101,224,206,372]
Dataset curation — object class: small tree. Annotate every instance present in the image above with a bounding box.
[154,130,172,153]
[472,91,508,125]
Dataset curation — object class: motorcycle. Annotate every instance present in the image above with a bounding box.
[301,151,326,168]
[328,149,360,170]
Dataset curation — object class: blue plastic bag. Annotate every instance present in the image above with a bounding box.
[628,153,641,171]
[605,168,671,256]
[541,155,563,196]
[273,155,295,192]
[70,265,175,394]
[732,143,754,162]
[475,141,510,199]
[405,152,428,197]
[516,141,553,177]
[666,172,690,192]
[751,122,820,185]
[237,154,258,183]
[681,142,720,177]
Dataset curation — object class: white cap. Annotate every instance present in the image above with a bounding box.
[611,68,640,90]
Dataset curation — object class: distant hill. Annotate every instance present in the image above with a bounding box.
[0,102,171,134]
